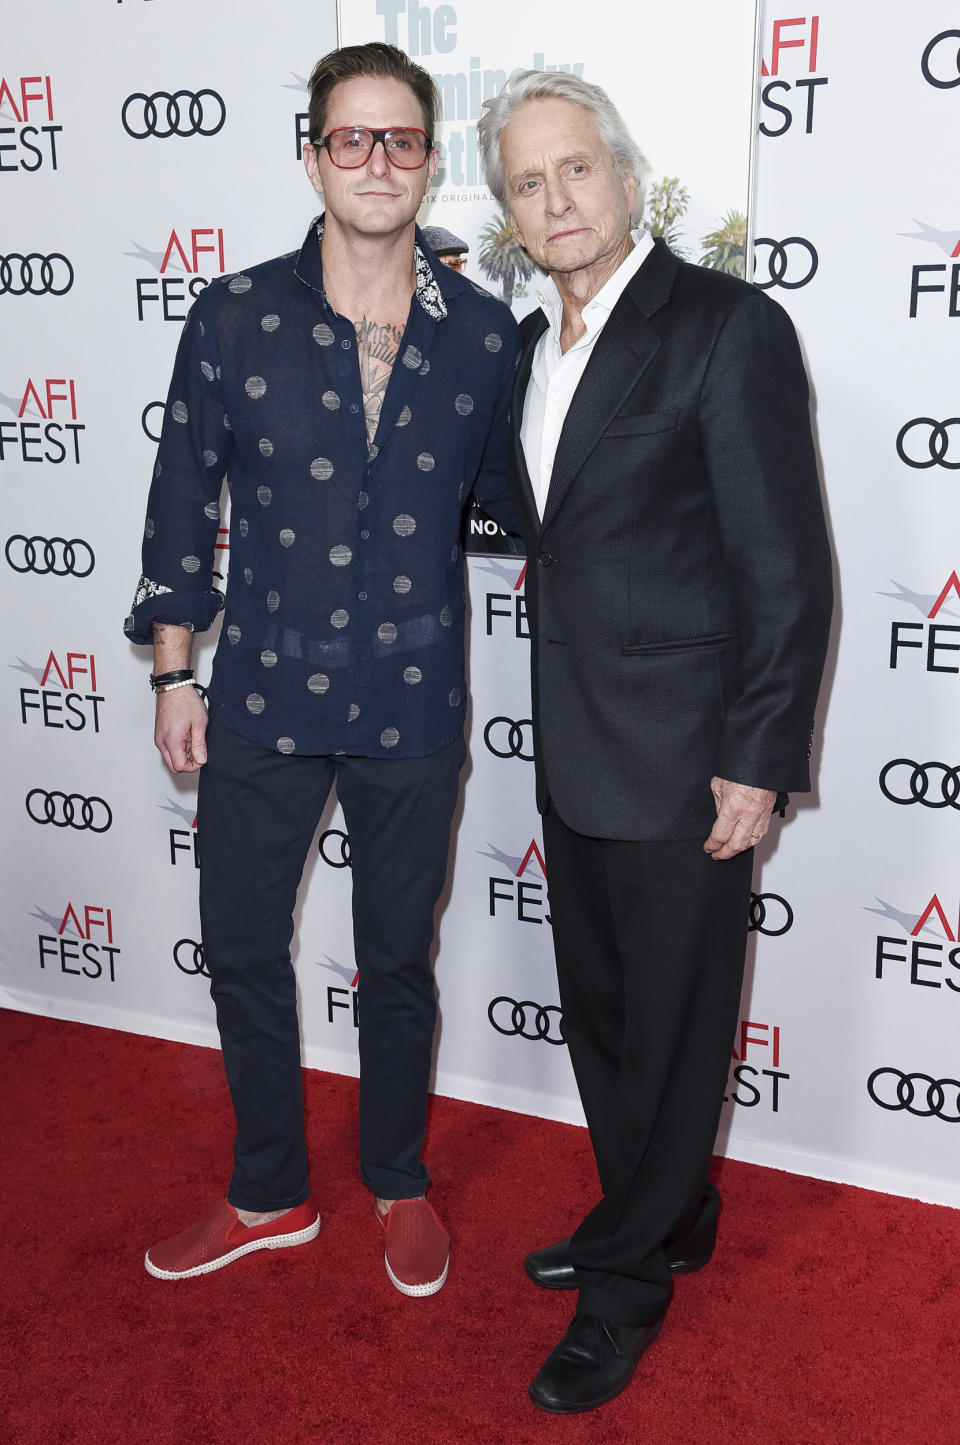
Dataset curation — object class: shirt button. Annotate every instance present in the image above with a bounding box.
[358,590,368,601]
[360,529,370,540]
[341,339,351,350]
[349,403,359,414]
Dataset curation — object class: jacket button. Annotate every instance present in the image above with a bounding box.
[538,550,553,566]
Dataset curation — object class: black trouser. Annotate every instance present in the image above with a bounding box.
[543,806,754,1326]
[197,715,465,1213]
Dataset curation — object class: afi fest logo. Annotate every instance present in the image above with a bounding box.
[725,1021,789,1113]
[320,957,359,1028]
[161,798,199,868]
[16,649,104,733]
[127,227,228,322]
[759,15,828,137]
[884,570,960,676]
[35,901,120,983]
[901,219,960,318]
[482,838,550,927]
[0,75,61,171]
[478,558,528,638]
[921,30,960,90]
[0,379,84,466]
[870,894,960,998]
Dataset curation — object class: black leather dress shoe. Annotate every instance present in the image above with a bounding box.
[529,1311,665,1413]
[525,1234,713,1290]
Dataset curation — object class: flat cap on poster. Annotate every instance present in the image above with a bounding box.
[421,225,469,256]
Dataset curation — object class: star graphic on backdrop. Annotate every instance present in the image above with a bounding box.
[877,581,959,619]
[477,843,544,880]
[123,241,182,274]
[862,898,944,938]
[318,957,358,986]
[0,390,37,416]
[158,798,197,827]
[10,657,45,684]
[899,219,960,255]
[29,905,78,936]
[474,558,525,589]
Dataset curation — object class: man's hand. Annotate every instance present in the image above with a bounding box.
[703,776,776,860]
[155,686,209,773]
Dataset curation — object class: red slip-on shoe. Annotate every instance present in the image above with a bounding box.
[145,1198,320,1280]
[376,1198,449,1297]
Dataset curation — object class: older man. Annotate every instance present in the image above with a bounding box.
[478,74,831,1412]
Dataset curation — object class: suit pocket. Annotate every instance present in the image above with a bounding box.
[621,631,739,657]
[602,408,680,439]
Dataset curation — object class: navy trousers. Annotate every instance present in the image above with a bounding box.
[197,714,465,1212]
[542,807,754,1326]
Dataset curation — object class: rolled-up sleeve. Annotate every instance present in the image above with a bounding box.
[124,293,232,644]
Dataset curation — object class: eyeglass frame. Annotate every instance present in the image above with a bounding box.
[311,126,434,170]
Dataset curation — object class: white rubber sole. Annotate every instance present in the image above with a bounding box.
[144,1216,321,1280]
[384,1254,449,1297]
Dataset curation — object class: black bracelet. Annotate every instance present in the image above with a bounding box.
[149,668,194,693]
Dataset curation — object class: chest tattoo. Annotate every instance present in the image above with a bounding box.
[354,315,405,446]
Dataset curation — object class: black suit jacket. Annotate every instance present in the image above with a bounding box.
[510,239,833,841]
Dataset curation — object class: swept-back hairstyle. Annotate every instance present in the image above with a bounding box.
[477,70,649,225]
[308,42,440,144]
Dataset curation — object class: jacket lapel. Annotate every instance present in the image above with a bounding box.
[510,309,549,536]
[542,239,680,530]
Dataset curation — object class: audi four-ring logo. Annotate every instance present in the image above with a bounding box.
[753,237,819,291]
[488,996,566,1044]
[895,418,960,470]
[867,1068,960,1122]
[6,536,95,577]
[26,789,112,832]
[318,829,352,868]
[921,30,960,89]
[121,90,227,139]
[141,402,164,444]
[484,716,535,760]
[879,759,960,809]
[174,938,210,976]
[0,253,74,296]
[747,892,794,936]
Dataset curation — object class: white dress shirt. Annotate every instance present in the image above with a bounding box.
[520,228,655,519]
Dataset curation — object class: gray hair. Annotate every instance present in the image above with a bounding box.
[477,71,650,225]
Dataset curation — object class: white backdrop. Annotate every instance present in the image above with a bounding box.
[3,1,958,1208]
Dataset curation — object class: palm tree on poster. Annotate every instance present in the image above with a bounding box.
[645,176,692,259]
[477,212,537,306]
[700,210,747,276]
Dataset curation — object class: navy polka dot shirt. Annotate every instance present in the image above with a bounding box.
[125,217,520,758]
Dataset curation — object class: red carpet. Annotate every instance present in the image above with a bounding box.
[2,1008,958,1445]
